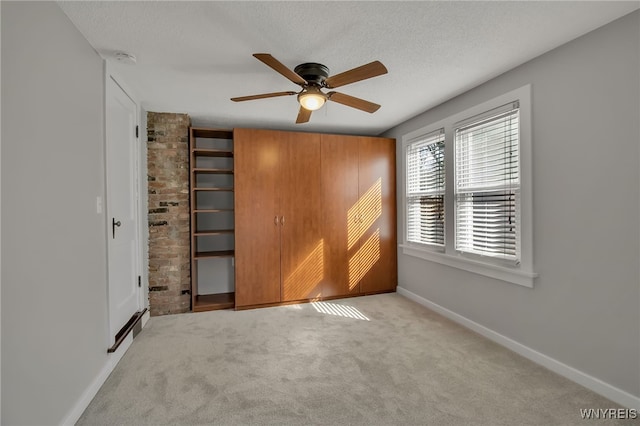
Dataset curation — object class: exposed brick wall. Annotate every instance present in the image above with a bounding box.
[146,112,191,316]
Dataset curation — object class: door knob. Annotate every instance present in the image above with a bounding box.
[112,218,122,239]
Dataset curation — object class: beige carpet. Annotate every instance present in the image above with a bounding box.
[77,294,628,425]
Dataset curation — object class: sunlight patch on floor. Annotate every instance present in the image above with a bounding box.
[311,301,370,321]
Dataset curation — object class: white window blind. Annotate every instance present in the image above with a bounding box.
[454,102,520,261]
[406,129,445,247]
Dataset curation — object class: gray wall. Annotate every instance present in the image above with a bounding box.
[1,2,109,424]
[384,10,640,398]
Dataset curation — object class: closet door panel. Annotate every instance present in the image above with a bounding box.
[234,129,282,307]
[357,137,397,293]
[280,132,322,302]
[320,134,360,297]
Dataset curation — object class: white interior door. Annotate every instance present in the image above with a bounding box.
[106,76,140,345]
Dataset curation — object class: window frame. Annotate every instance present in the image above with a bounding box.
[400,85,536,288]
[405,128,446,250]
[454,102,521,265]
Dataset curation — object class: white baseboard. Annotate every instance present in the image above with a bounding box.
[397,286,640,410]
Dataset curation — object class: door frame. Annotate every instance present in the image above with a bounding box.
[104,62,147,351]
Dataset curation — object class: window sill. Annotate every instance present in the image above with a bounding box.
[399,244,537,288]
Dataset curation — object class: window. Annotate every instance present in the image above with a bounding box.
[455,103,520,263]
[401,85,536,287]
[406,129,445,247]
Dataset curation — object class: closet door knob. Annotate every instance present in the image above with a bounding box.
[274,216,278,225]
[280,216,285,225]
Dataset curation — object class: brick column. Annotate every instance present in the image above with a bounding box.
[146,112,191,315]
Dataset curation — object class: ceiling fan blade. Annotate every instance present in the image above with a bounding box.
[327,92,381,113]
[296,106,312,124]
[253,53,308,86]
[231,91,297,102]
[324,61,388,89]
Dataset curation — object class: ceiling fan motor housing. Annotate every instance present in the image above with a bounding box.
[294,63,330,86]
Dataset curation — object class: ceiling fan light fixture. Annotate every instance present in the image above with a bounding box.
[232,54,387,122]
[298,89,326,111]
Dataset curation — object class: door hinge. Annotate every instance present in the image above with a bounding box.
[138,275,141,288]
[135,125,139,138]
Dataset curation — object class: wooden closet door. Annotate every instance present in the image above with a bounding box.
[279,131,322,302]
[357,137,397,293]
[320,134,360,297]
[234,129,282,307]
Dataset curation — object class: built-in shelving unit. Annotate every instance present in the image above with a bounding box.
[189,127,235,312]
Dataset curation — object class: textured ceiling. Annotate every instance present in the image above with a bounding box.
[58,1,639,136]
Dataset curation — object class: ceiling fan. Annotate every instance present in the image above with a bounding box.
[231,53,388,124]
